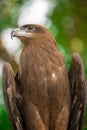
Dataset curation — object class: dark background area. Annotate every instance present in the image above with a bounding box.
[0,0,87,130]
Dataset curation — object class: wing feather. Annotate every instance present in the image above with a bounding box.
[2,63,24,130]
[68,53,87,130]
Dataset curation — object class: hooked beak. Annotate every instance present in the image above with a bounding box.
[11,28,20,40]
[11,27,28,40]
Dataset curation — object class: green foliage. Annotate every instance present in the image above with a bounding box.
[0,105,12,130]
[0,0,26,31]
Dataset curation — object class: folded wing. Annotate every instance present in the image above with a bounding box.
[2,63,24,130]
[68,53,87,130]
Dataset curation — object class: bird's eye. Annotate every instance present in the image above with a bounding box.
[26,26,35,32]
[28,26,34,30]
[24,25,35,32]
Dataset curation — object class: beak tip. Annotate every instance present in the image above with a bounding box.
[11,36,13,40]
[11,30,14,40]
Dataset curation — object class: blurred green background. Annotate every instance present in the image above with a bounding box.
[0,0,87,130]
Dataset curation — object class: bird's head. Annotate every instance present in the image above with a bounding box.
[11,24,56,46]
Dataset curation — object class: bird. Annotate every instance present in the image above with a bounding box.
[2,24,87,130]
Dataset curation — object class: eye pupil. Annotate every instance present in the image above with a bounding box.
[28,26,34,30]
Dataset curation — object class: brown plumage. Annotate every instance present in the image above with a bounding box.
[2,24,87,130]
